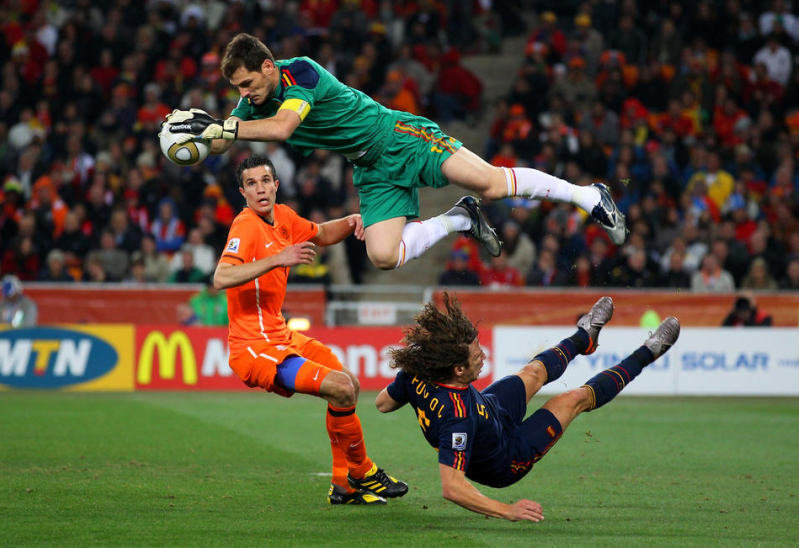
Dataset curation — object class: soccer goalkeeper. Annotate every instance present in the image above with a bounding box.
[165,33,626,273]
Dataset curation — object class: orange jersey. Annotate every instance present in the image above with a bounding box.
[219,205,318,355]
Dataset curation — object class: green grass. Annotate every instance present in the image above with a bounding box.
[1,393,798,547]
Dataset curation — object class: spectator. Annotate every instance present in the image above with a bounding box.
[150,198,186,254]
[527,249,567,287]
[658,251,691,289]
[83,255,108,283]
[480,250,524,288]
[741,256,779,290]
[374,70,420,115]
[779,257,799,290]
[438,250,481,287]
[108,207,143,254]
[572,14,604,76]
[434,49,483,123]
[753,33,792,87]
[566,253,596,288]
[608,248,658,288]
[722,294,773,326]
[609,15,648,66]
[189,282,228,326]
[38,249,75,282]
[527,11,566,62]
[691,254,736,293]
[29,176,68,240]
[124,252,147,285]
[176,302,200,326]
[1,235,40,282]
[85,229,130,282]
[500,220,536,278]
[169,228,216,276]
[0,275,38,327]
[140,234,170,283]
[54,210,92,264]
[168,246,206,284]
[549,57,596,113]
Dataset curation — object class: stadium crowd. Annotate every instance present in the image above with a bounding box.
[0,0,798,293]
[447,0,799,292]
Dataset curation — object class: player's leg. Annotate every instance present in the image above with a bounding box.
[508,316,680,480]
[358,120,501,268]
[440,147,626,245]
[364,205,499,269]
[541,317,681,431]
[515,296,614,403]
[290,335,408,501]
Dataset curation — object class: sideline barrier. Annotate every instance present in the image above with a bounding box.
[493,327,799,396]
[21,285,799,327]
[0,324,134,391]
[2,324,794,395]
[23,284,327,326]
[1,325,493,392]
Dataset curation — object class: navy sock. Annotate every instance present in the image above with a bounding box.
[568,328,591,354]
[534,335,581,384]
[582,346,655,410]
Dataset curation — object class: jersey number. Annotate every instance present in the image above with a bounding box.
[417,409,431,432]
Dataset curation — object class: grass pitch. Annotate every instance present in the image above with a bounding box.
[1,392,797,547]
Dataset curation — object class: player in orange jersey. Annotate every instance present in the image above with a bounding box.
[214,154,408,505]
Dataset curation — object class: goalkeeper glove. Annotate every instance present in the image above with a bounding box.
[166,108,238,143]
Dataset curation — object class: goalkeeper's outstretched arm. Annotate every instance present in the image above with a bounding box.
[167,108,302,152]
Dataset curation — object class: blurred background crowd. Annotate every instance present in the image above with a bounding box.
[1,0,798,295]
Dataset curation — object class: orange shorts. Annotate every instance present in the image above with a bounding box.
[229,330,344,397]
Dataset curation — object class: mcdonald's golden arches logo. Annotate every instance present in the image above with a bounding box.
[137,330,198,385]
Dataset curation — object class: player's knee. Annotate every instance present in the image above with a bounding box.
[558,388,592,414]
[480,167,508,201]
[367,248,398,270]
[543,388,590,426]
[329,373,357,407]
[519,361,547,387]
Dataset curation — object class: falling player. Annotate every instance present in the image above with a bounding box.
[376,293,679,520]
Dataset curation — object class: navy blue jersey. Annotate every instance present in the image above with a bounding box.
[386,370,520,487]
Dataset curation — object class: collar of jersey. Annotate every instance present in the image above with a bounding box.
[435,382,468,390]
[268,64,289,104]
[246,206,277,227]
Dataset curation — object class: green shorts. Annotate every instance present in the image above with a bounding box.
[353,113,462,227]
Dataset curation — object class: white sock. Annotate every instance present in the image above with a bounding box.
[503,167,600,213]
[395,212,468,268]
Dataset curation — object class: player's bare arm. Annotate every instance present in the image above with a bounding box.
[439,464,544,522]
[310,214,365,247]
[375,387,404,412]
[213,242,316,290]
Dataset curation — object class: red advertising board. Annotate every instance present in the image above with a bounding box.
[135,326,494,391]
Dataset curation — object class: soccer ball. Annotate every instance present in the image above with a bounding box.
[159,126,210,166]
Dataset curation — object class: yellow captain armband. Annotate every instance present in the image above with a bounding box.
[279,98,311,121]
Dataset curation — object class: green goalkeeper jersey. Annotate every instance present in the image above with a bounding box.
[230,57,395,161]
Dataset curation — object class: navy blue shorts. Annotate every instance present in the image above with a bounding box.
[480,375,564,487]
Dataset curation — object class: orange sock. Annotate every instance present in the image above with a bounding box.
[329,435,352,492]
[326,404,373,479]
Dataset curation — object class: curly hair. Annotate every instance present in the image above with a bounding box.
[221,33,276,80]
[389,292,478,384]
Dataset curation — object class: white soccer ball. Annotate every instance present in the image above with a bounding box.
[159,126,210,166]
